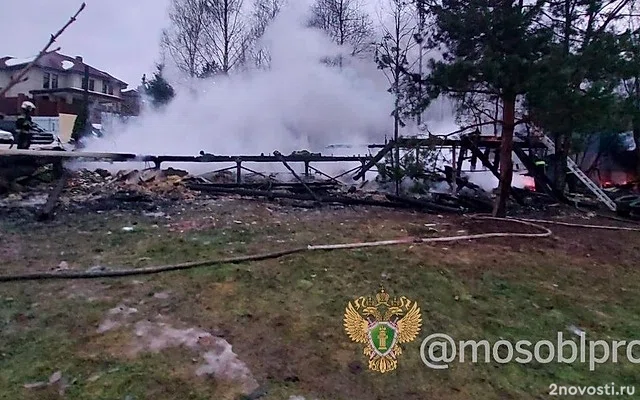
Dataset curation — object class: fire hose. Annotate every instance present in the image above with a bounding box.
[1,215,638,283]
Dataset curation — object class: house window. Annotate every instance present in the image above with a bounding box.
[43,72,50,89]
[102,81,114,95]
[82,78,94,90]
[51,74,58,89]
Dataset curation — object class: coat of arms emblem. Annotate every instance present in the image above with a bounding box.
[343,287,422,373]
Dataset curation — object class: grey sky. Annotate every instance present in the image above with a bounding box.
[0,0,404,89]
[0,0,170,88]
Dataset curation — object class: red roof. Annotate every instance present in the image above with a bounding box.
[0,51,127,87]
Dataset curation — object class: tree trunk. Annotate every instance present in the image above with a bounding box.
[553,133,570,192]
[634,119,640,178]
[634,77,640,178]
[393,7,401,197]
[492,96,515,217]
[394,96,400,196]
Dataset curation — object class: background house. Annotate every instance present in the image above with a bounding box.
[0,51,140,141]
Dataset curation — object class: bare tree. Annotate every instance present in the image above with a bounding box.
[161,0,210,77]
[309,0,375,66]
[201,0,249,74]
[375,0,418,194]
[246,0,283,68]
[0,3,86,98]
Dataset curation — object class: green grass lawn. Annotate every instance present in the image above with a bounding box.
[1,200,639,399]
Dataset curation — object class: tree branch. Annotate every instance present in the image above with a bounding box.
[0,2,86,98]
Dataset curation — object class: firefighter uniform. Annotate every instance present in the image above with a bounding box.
[15,101,36,149]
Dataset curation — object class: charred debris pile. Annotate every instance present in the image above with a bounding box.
[0,149,575,222]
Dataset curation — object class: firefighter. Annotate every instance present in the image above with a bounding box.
[15,101,36,149]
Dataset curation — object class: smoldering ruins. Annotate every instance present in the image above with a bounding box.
[2,0,640,399]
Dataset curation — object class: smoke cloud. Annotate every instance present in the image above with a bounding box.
[84,1,397,159]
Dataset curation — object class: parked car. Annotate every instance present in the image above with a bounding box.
[0,127,13,144]
[0,117,64,150]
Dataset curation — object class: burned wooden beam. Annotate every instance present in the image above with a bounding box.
[385,194,463,214]
[353,140,395,180]
[273,151,320,202]
[512,143,568,203]
[461,136,525,205]
[187,184,458,213]
[36,165,68,221]
[0,149,371,164]
[188,182,339,189]
[368,137,548,150]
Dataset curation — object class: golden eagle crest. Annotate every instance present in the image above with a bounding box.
[343,287,422,373]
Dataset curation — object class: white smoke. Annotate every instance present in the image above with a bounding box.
[83,1,397,158]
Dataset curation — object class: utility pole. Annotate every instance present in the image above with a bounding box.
[72,63,90,144]
[82,64,89,125]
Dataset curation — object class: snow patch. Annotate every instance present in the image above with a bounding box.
[5,56,36,66]
[131,321,259,394]
[97,304,139,333]
[197,347,258,394]
[61,60,75,70]
[95,302,259,395]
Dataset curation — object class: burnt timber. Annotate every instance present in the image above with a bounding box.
[359,134,569,205]
[0,149,371,167]
[366,136,548,149]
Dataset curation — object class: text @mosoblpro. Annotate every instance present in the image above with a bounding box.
[420,332,640,371]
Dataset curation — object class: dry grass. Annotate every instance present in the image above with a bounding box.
[1,197,640,399]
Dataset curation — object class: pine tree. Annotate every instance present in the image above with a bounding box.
[616,25,640,176]
[143,63,175,107]
[71,104,89,143]
[524,0,631,192]
[418,0,553,216]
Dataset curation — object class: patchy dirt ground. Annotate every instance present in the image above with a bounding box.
[1,190,640,400]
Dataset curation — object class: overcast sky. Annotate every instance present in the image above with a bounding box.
[0,0,170,88]
[0,0,400,89]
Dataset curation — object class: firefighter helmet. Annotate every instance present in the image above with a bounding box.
[20,101,36,111]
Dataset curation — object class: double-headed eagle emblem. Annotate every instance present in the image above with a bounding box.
[343,287,422,373]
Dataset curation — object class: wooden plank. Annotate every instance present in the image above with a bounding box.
[0,149,371,163]
[0,149,138,160]
[36,166,68,221]
[273,151,320,202]
[352,140,395,180]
